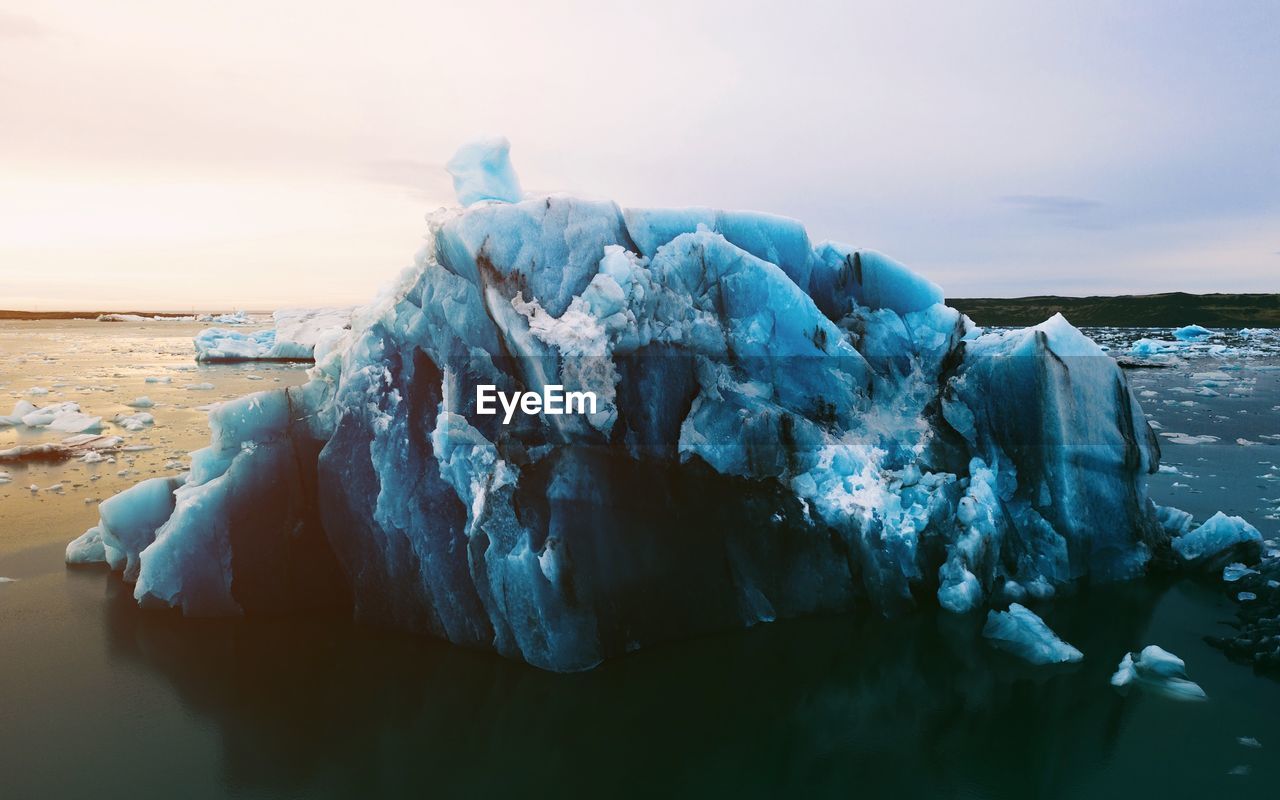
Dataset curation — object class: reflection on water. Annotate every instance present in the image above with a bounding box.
[96,568,1267,799]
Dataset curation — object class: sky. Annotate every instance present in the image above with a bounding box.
[1,0,1277,310]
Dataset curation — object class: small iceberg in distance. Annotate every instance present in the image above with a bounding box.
[193,307,352,362]
[1172,324,1214,342]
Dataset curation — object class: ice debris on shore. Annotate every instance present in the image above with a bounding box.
[1111,645,1207,701]
[67,137,1208,671]
[194,307,351,362]
[983,603,1083,664]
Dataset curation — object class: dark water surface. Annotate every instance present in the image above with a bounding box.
[3,323,1280,798]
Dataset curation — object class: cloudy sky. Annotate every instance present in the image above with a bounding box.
[1,0,1276,310]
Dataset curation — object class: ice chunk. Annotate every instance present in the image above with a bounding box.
[0,434,124,463]
[13,400,102,433]
[113,412,154,432]
[1111,645,1207,701]
[1172,324,1213,341]
[0,400,38,426]
[983,603,1083,664]
[1172,511,1263,571]
[196,310,252,325]
[95,476,184,579]
[268,307,352,359]
[66,526,107,564]
[810,244,945,317]
[942,314,1162,582]
[194,328,275,361]
[1156,504,1195,536]
[1222,562,1259,582]
[131,387,346,616]
[126,396,155,408]
[195,308,352,362]
[623,208,814,289]
[445,136,523,206]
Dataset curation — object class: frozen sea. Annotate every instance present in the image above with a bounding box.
[2,319,1279,798]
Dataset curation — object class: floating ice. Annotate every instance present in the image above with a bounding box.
[113,412,155,432]
[194,328,276,361]
[1160,432,1219,445]
[1172,324,1214,342]
[196,310,252,325]
[126,396,155,408]
[1223,562,1259,582]
[66,527,106,564]
[67,142,1173,671]
[982,603,1083,664]
[445,136,523,206]
[1,400,102,433]
[194,307,351,362]
[0,434,124,464]
[1172,511,1264,571]
[1111,645,1207,701]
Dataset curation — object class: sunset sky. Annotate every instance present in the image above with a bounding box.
[2,0,1277,310]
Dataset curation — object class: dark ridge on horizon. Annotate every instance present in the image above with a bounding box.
[949,292,1280,328]
[5,293,1279,328]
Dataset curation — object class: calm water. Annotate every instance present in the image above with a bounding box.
[2,321,1279,798]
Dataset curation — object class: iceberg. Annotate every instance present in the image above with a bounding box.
[66,139,1173,671]
[1171,511,1263,571]
[193,308,352,362]
[983,603,1083,664]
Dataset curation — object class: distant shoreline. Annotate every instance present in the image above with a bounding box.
[5,291,1278,328]
[0,310,269,321]
[950,292,1279,328]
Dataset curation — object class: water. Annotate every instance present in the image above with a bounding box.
[2,320,1279,798]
